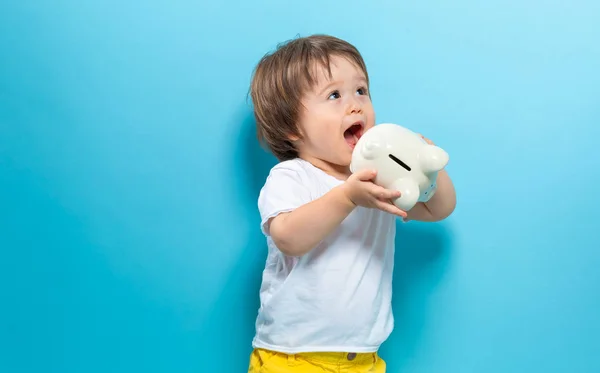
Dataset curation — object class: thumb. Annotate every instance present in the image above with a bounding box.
[353,168,377,181]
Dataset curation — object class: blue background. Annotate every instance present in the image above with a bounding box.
[1,1,599,372]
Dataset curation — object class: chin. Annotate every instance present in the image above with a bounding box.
[337,153,352,168]
[322,154,351,169]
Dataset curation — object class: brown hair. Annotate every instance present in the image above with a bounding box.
[249,34,369,161]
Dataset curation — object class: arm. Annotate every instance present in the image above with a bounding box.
[268,185,355,257]
[265,168,405,257]
[405,134,456,222]
[405,169,456,222]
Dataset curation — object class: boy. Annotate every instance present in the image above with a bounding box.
[247,34,456,372]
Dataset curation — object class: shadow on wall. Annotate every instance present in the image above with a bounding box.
[201,107,276,372]
[379,220,453,370]
[202,107,453,371]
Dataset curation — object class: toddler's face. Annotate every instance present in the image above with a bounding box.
[294,55,375,178]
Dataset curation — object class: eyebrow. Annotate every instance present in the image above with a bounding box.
[317,75,368,96]
[317,80,341,96]
[356,76,368,85]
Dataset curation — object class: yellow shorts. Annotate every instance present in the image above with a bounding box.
[247,348,386,373]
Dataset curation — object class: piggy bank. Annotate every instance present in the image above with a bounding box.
[349,123,449,211]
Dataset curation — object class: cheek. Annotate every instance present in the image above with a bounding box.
[303,122,330,145]
[309,124,340,149]
[359,97,374,112]
[363,105,376,125]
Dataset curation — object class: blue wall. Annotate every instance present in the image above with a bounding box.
[1,1,599,372]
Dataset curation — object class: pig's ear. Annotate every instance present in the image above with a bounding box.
[360,139,382,160]
[419,145,449,173]
[357,128,385,160]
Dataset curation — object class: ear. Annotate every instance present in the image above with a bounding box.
[286,128,303,142]
[419,145,449,173]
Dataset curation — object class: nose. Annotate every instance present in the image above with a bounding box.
[346,97,363,114]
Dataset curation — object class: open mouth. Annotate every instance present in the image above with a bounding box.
[344,122,364,149]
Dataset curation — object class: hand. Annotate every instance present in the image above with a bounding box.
[340,169,408,218]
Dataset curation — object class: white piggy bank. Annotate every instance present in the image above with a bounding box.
[349,123,449,211]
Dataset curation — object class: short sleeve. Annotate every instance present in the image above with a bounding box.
[257,163,313,236]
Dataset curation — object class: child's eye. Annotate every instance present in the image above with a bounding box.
[328,90,341,100]
[356,87,368,95]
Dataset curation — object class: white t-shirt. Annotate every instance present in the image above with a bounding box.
[251,158,397,354]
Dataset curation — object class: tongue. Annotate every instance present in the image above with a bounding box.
[344,130,357,146]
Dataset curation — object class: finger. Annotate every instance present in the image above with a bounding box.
[417,133,433,145]
[371,186,401,201]
[374,199,408,218]
[378,202,407,218]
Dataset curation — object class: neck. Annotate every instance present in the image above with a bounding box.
[299,155,351,181]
